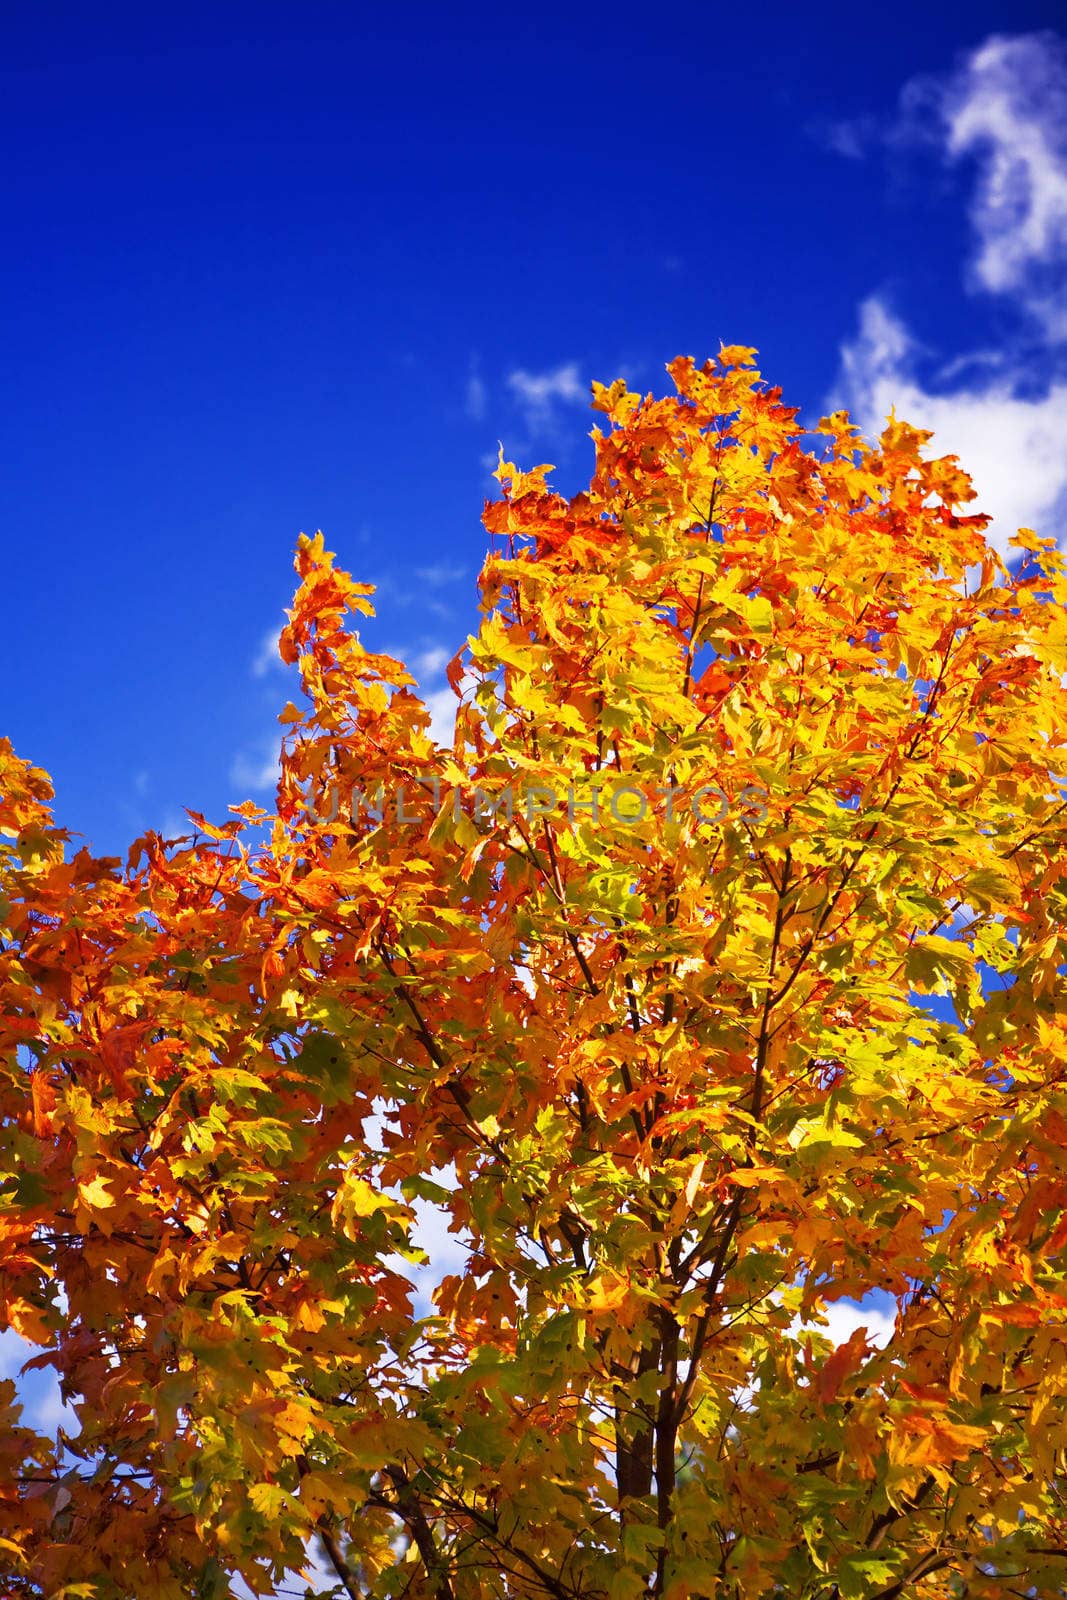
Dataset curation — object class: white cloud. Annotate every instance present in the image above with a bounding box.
[816,115,879,161]
[786,1295,896,1360]
[157,809,192,842]
[0,1327,31,1381]
[408,1193,470,1314]
[26,1373,75,1432]
[818,1297,896,1350]
[943,32,1067,337]
[230,742,281,794]
[372,572,452,618]
[413,644,450,678]
[420,653,484,748]
[404,643,459,740]
[423,685,457,746]
[507,362,585,408]
[465,370,487,422]
[250,627,284,679]
[823,37,1067,556]
[833,296,1067,555]
[506,361,588,432]
[824,32,1067,340]
[373,1147,469,1318]
[413,563,465,587]
[233,1539,338,1600]
[0,1329,77,1435]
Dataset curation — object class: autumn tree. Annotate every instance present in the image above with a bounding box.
[4,349,1067,1600]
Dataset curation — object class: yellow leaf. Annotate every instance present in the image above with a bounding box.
[76,1174,115,1211]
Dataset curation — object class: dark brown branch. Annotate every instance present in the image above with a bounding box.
[386,1468,455,1600]
[318,1526,365,1598]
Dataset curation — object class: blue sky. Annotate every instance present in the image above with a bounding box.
[3,14,1065,1583]
[4,5,1066,855]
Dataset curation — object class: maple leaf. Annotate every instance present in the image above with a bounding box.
[3,351,1067,1599]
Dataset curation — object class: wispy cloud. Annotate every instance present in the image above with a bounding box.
[814,114,880,161]
[423,685,457,746]
[943,32,1067,337]
[413,644,450,678]
[794,1296,897,1352]
[250,626,284,679]
[0,1329,77,1435]
[410,645,479,749]
[230,742,281,794]
[506,360,588,432]
[0,1328,31,1382]
[820,33,1067,555]
[819,31,1067,340]
[377,635,463,743]
[465,369,487,422]
[370,571,453,618]
[158,809,193,841]
[413,563,465,587]
[408,1179,470,1316]
[507,362,585,408]
[832,296,1067,555]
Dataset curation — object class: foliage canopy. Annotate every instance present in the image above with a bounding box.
[3,350,1067,1599]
